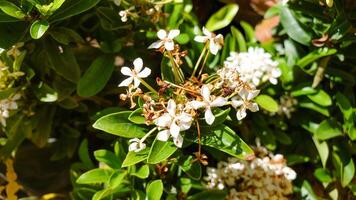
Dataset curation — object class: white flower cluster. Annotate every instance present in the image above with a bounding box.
[205,154,296,200]
[0,94,21,126]
[223,47,281,87]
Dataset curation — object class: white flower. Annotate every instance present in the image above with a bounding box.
[194,27,224,55]
[224,47,281,86]
[128,138,146,152]
[231,88,259,120]
[118,57,151,88]
[119,10,128,22]
[148,29,180,51]
[0,93,21,126]
[188,85,227,125]
[155,99,193,148]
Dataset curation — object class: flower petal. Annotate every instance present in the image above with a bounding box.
[201,85,211,101]
[118,77,133,87]
[138,67,151,78]
[247,90,260,101]
[187,101,206,110]
[211,97,227,107]
[121,66,132,76]
[155,113,172,127]
[170,121,180,138]
[157,130,170,141]
[236,108,247,120]
[164,41,174,51]
[248,102,259,112]
[209,40,219,55]
[202,27,212,37]
[133,57,143,72]
[133,77,141,88]
[168,29,180,39]
[173,134,183,148]
[205,108,215,125]
[157,29,167,39]
[194,36,208,43]
[148,41,163,49]
[231,98,244,108]
[167,99,176,116]
[128,142,138,151]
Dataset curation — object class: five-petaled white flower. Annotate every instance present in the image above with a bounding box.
[194,27,224,55]
[118,57,151,88]
[155,99,193,148]
[128,138,146,152]
[188,85,227,125]
[119,10,128,22]
[148,29,180,51]
[231,88,259,120]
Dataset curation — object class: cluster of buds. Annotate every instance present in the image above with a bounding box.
[118,27,260,152]
[205,150,296,200]
[223,47,281,87]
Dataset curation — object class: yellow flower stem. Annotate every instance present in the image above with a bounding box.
[139,78,159,95]
[198,51,210,77]
[191,43,208,78]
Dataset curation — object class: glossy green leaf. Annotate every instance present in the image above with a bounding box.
[122,148,149,167]
[299,101,330,116]
[187,190,227,200]
[335,92,353,121]
[78,139,95,169]
[280,6,311,45]
[179,155,202,180]
[240,21,256,43]
[128,108,146,124]
[49,0,101,22]
[33,83,58,102]
[297,48,337,69]
[132,165,150,179]
[147,139,177,164]
[187,125,254,159]
[77,55,115,97]
[301,180,319,200]
[76,168,112,184]
[307,89,332,107]
[0,1,25,19]
[94,149,121,169]
[332,150,355,187]
[205,4,239,32]
[30,20,49,39]
[312,137,329,168]
[231,26,246,52]
[255,95,279,112]
[93,111,146,138]
[315,119,343,140]
[49,27,84,45]
[314,168,333,183]
[146,180,163,200]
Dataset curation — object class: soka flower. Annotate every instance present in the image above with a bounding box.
[128,138,146,152]
[155,99,193,148]
[231,88,259,120]
[188,85,227,125]
[194,27,224,55]
[118,57,151,88]
[148,29,180,51]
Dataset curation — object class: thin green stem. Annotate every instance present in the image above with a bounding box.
[139,78,159,95]
[191,44,208,78]
[140,127,158,142]
[167,51,184,83]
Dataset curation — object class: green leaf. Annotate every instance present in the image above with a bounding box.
[291,86,317,97]
[315,119,343,140]
[240,21,256,43]
[187,125,254,159]
[301,180,319,200]
[31,105,56,148]
[30,19,49,39]
[255,95,279,112]
[122,148,149,167]
[187,190,227,200]
[312,137,329,168]
[332,150,355,187]
[76,168,112,184]
[146,180,163,200]
[132,165,150,179]
[50,0,65,12]
[299,101,330,116]
[199,108,231,127]
[297,48,337,69]
[307,89,332,107]
[147,139,177,164]
[0,1,26,19]
[45,41,81,83]
[231,26,246,52]
[0,10,20,22]
[33,83,58,102]
[314,168,333,183]
[94,149,121,169]
[78,139,95,169]
[179,155,202,180]
[205,4,239,32]
[335,92,353,121]
[77,55,115,97]
[0,116,27,159]
[128,108,145,124]
[280,6,311,45]
[93,111,146,138]
[49,0,101,22]
[49,27,84,45]
[161,56,174,83]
